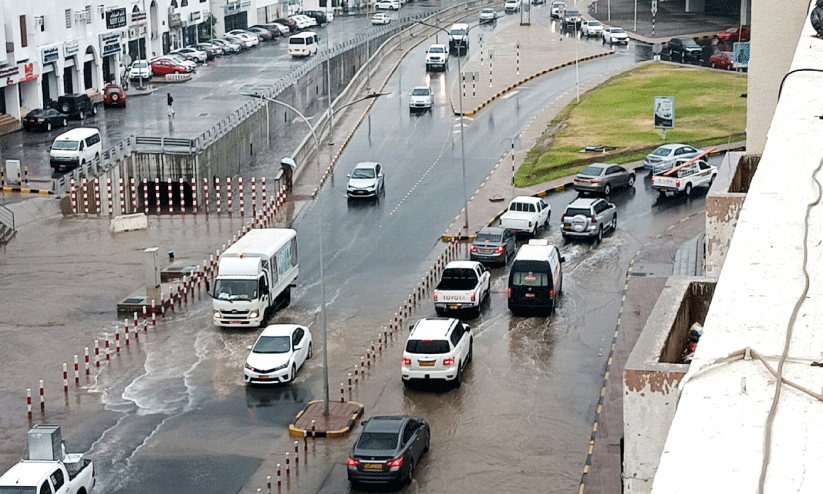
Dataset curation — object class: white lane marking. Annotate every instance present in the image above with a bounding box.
[501,91,520,99]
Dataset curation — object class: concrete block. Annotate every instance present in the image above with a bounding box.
[110,212,148,232]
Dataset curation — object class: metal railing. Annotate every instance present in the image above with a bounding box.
[0,203,14,236]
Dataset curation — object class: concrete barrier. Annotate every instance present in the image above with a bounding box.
[165,73,193,82]
[110,212,148,232]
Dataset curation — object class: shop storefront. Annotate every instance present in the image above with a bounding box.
[224,1,250,32]
[100,32,123,85]
[39,45,60,104]
[128,9,149,64]
[63,41,79,94]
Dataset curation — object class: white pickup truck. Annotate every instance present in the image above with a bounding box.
[499,196,551,236]
[0,425,96,494]
[651,153,717,197]
[434,261,491,318]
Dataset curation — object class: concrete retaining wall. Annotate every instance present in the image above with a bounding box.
[623,277,716,494]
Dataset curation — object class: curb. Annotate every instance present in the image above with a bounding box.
[2,185,53,195]
[452,52,615,117]
[288,400,365,438]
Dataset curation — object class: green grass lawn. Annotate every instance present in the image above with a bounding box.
[515,63,748,187]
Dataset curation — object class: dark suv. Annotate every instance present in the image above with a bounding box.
[53,94,99,120]
[301,10,327,26]
[666,38,702,64]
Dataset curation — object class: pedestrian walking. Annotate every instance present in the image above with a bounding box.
[281,157,296,192]
[167,92,175,118]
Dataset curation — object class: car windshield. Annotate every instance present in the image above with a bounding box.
[351,168,375,179]
[412,88,429,96]
[683,40,700,48]
[252,335,291,354]
[291,38,306,45]
[589,21,601,26]
[406,339,451,354]
[133,61,147,68]
[565,207,591,217]
[214,279,258,301]
[580,166,605,176]
[29,110,46,117]
[511,271,548,287]
[475,232,502,242]
[106,87,122,94]
[356,432,399,450]
[439,268,479,290]
[651,146,672,156]
[52,140,80,151]
[566,10,579,15]
[451,28,467,36]
[430,46,445,53]
[509,202,536,212]
[482,9,494,13]
[611,28,625,33]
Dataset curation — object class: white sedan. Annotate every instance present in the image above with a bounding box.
[375,0,400,9]
[347,162,385,198]
[244,324,313,385]
[228,29,260,46]
[602,27,629,45]
[371,12,391,25]
[409,86,433,111]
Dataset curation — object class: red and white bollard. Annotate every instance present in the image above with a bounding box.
[105,337,111,361]
[73,355,80,384]
[118,178,125,214]
[27,388,32,419]
[115,327,121,354]
[39,380,45,412]
[152,300,157,326]
[167,180,174,215]
[341,383,345,403]
[262,177,267,205]
[82,178,89,214]
[294,441,299,464]
[239,177,245,217]
[251,177,257,216]
[311,420,316,438]
[94,179,101,214]
[203,178,210,216]
[227,177,233,216]
[215,177,222,215]
[94,340,100,368]
[63,363,68,394]
[192,178,198,215]
[179,178,185,213]
[143,178,149,214]
[131,177,137,213]
[277,465,282,487]
[84,347,90,376]
[155,178,161,215]
[70,179,77,215]
[285,452,290,475]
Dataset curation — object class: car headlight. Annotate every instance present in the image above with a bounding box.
[213,311,222,319]
[249,310,259,319]
[245,363,254,371]
[273,362,289,371]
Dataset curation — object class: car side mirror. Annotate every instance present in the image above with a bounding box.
[247,345,252,350]
[409,325,414,331]
[347,174,351,178]
[560,256,566,263]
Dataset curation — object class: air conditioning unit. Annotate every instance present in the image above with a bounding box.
[129,27,137,38]
[34,16,44,28]
[97,5,104,16]
[75,11,85,22]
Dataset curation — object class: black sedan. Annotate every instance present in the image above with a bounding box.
[23,108,69,132]
[348,416,430,487]
[470,226,516,265]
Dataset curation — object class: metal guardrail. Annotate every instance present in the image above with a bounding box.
[0,203,14,231]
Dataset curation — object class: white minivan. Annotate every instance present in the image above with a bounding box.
[49,127,102,172]
[288,32,318,57]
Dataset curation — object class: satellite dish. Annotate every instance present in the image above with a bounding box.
[652,43,663,54]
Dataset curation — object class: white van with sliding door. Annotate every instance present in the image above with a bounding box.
[288,32,318,57]
[49,127,102,172]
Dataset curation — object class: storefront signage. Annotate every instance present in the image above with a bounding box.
[42,46,59,64]
[190,11,201,21]
[131,11,147,23]
[241,1,251,7]
[64,40,79,57]
[1,62,38,86]
[106,8,127,29]
[100,32,122,57]
[226,1,241,13]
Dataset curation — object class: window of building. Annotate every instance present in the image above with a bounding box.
[19,16,27,47]
[65,9,72,28]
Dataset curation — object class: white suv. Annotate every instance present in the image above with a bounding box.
[402,318,473,388]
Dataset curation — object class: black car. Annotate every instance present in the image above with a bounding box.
[348,416,430,487]
[470,226,516,265]
[274,18,298,33]
[22,108,69,132]
[666,37,702,64]
[301,10,327,26]
[53,94,99,120]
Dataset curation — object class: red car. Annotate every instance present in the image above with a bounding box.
[150,59,188,75]
[717,26,750,43]
[103,84,127,108]
[709,51,734,70]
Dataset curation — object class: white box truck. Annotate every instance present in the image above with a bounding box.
[211,228,298,328]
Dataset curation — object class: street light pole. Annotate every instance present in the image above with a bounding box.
[245,93,330,415]
[419,20,473,234]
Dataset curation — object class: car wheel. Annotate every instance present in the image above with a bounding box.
[685,183,693,196]
[290,364,297,382]
[79,110,85,120]
[406,458,415,485]
[544,212,551,228]
[46,122,52,131]
[454,364,462,388]
[603,183,611,195]
[681,52,685,64]
[467,339,473,363]
[628,174,635,187]
[596,225,603,243]
[611,214,617,232]
[423,432,430,453]
[307,342,313,359]
[62,118,67,127]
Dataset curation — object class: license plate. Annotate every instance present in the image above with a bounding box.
[231,321,242,325]
[563,225,571,231]
[364,463,383,470]
[258,375,269,379]
[419,361,435,367]
[449,305,460,310]
[525,293,536,298]
[357,191,365,194]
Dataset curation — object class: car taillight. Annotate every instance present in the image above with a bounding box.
[650,177,655,184]
[433,290,439,301]
[676,180,681,187]
[470,244,477,252]
[388,455,404,468]
[496,246,505,253]
[347,457,360,467]
[561,215,565,222]
[550,289,555,299]
[592,180,601,184]
[507,287,511,298]
[444,357,455,366]
[402,357,411,366]
[471,292,476,302]
[591,215,597,224]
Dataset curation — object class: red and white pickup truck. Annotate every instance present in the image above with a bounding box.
[0,425,96,494]
[650,149,717,197]
[433,261,491,318]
